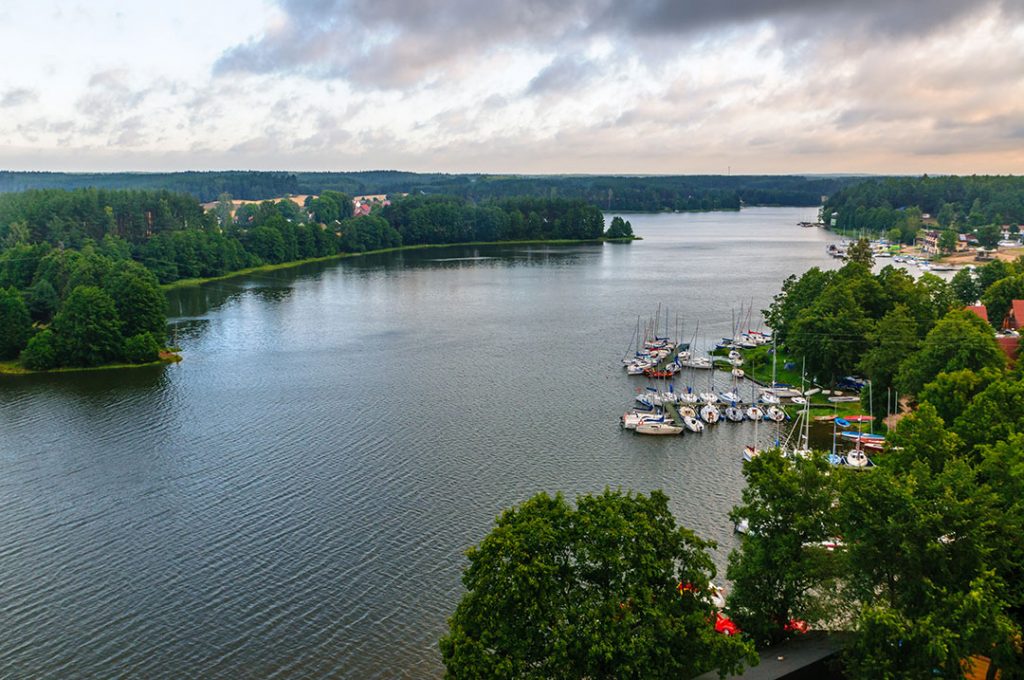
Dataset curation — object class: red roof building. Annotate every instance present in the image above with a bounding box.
[1003,300,1024,331]
[965,305,989,324]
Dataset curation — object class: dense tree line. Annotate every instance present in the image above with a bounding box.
[0,171,300,203]
[0,171,863,212]
[0,243,167,370]
[382,195,605,245]
[0,189,621,369]
[824,175,1024,237]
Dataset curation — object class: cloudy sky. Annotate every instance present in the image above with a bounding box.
[1,0,1022,174]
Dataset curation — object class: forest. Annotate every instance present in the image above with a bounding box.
[823,175,1024,236]
[0,188,610,370]
[724,247,1024,676]
[0,171,859,211]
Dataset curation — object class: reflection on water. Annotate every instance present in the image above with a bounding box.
[2,208,832,679]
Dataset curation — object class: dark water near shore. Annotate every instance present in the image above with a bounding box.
[1,207,834,678]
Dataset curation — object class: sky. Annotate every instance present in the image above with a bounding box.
[0,0,1022,174]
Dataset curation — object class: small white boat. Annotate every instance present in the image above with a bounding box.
[743,445,759,462]
[765,406,786,422]
[745,406,764,421]
[699,392,719,404]
[683,415,704,433]
[719,391,741,404]
[677,391,699,404]
[700,404,721,424]
[731,368,745,378]
[728,350,742,361]
[724,406,744,422]
[759,390,780,405]
[844,449,873,468]
[636,422,684,436]
[680,357,713,370]
[678,405,697,418]
[790,396,807,406]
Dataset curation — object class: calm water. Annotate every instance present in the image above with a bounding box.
[1,207,834,678]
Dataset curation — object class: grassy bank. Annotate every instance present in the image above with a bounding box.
[162,237,636,290]
[0,351,181,376]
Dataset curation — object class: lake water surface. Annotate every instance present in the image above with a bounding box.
[2,207,836,678]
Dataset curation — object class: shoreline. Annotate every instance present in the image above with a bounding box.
[0,352,182,376]
[162,236,639,290]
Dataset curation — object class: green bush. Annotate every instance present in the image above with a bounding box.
[123,332,160,364]
[20,329,58,370]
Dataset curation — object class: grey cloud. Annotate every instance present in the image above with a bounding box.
[214,0,1020,89]
[527,56,603,95]
[1,88,38,108]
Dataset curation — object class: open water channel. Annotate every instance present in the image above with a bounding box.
[2,207,841,678]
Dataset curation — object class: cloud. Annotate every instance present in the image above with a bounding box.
[527,56,604,95]
[214,0,1021,89]
[0,88,38,108]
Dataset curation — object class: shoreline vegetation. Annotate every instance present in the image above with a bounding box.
[161,236,639,290]
[0,350,181,376]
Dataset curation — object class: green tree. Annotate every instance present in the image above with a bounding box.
[50,285,124,367]
[883,402,964,473]
[858,304,919,419]
[20,329,57,370]
[726,451,841,647]
[918,368,1001,428]
[23,278,58,322]
[896,310,1005,395]
[977,259,1012,295]
[937,229,958,253]
[0,285,32,358]
[439,489,755,679]
[950,268,980,305]
[953,376,1024,453]
[977,224,1001,249]
[788,284,872,383]
[106,265,167,339]
[845,238,874,267]
[937,202,958,229]
[605,216,634,239]
[982,273,1024,330]
[839,462,1019,679]
[123,332,160,363]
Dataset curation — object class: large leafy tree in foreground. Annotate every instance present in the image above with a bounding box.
[439,489,755,679]
[727,450,842,647]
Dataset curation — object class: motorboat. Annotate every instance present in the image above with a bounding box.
[844,449,874,468]
[682,415,704,433]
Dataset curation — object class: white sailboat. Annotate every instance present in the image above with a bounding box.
[636,421,684,436]
[700,403,721,424]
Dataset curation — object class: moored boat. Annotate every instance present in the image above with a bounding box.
[636,421,684,436]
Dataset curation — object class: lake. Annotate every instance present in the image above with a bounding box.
[1,207,835,678]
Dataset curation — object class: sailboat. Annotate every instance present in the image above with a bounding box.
[700,403,721,424]
[783,361,812,459]
[636,421,684,435]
